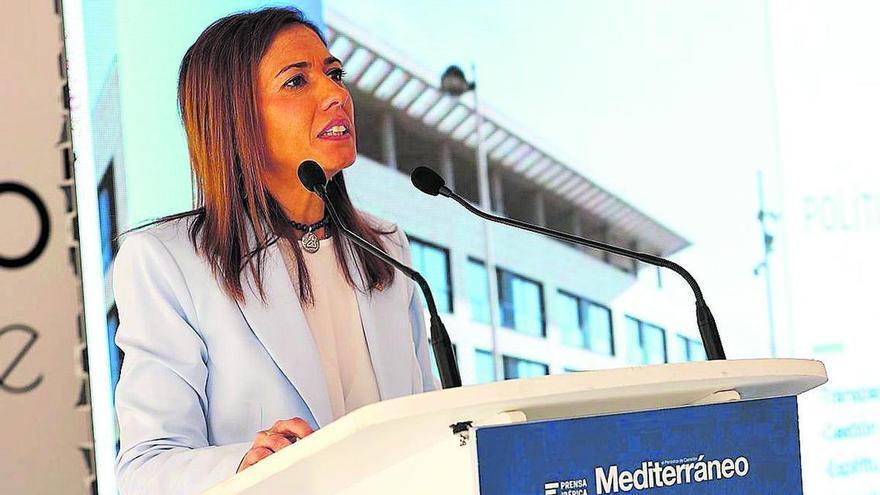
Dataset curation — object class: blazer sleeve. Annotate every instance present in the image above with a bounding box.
[396,229,441,393]
[112,231,250,495]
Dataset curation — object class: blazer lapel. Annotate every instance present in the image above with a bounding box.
[340,237,413,401]
[236,240,334,428]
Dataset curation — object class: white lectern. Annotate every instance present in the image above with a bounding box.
[203,358,826,495]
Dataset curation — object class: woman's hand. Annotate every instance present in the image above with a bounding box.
[237,418,315,473]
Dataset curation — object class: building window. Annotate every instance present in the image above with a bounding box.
[624,316,667,364]
[670,334,706,362]
[350,92,384,164]
[97,161,118,273]
[395,118,440,177]
[502,356,549,379]
[408,236,453,313]
[474,349,496,384]
[466,258,490,324]
[497,268,545,337]
[556,291,614,355]
[451,148,480,203]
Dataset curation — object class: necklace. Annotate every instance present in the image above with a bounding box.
[290,215,330,254]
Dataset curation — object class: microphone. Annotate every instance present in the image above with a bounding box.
[297,160,462,388]
[411,166,726,361]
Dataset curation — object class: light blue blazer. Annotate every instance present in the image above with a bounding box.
[112,212,438,495]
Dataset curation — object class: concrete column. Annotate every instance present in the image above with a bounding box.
[440,142,455,189]
[381,111,397,170]
[570,209,586,253]
[570,209,584,237]
[489,167,505,214]
[600,223,611,263]
[533,189,546,227]
[629,240,639,274]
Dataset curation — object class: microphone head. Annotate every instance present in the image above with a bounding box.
[298,160,328,193]
[411,166,446,196]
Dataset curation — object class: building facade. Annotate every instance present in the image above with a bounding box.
[326,10,707,385]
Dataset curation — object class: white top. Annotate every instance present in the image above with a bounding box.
[280,236,381,420]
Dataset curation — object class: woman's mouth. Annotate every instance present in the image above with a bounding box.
[317,119,352,140]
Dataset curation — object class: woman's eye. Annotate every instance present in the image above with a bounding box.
[329,68,347,83]
[284,74,306,89]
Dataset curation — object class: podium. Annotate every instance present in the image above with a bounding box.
[203,358,826,494]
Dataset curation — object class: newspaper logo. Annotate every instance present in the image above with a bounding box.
[541,455,750,494]
[544,479,589,495]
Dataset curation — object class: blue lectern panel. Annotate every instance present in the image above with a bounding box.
[476,396,802,494]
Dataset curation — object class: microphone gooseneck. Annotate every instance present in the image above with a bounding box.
[410,166,726,361]
[297,161,462,388]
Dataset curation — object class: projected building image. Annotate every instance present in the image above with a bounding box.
[325,12,704,384]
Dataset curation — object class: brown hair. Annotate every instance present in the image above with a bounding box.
[150,6,395,305]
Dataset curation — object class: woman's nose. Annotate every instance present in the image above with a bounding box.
[320,79,349,111]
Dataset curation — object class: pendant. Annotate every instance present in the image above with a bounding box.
[301,231,320,253]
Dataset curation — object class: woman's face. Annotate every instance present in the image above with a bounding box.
[256,24,355,190]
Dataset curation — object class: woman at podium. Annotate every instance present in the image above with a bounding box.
[111,7,438,494]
